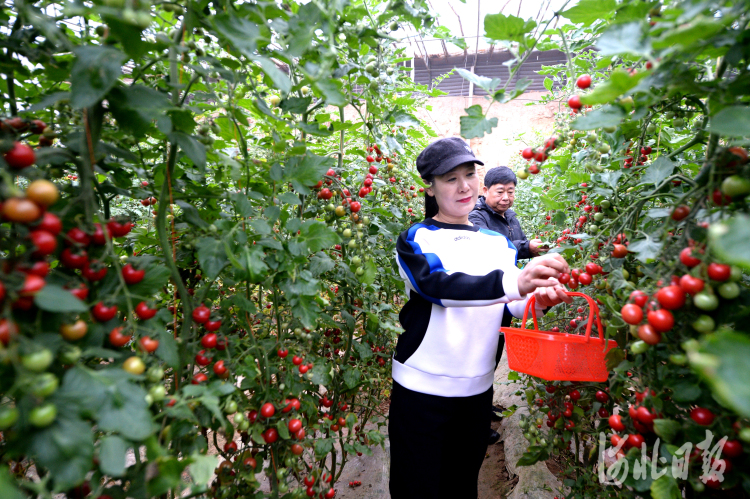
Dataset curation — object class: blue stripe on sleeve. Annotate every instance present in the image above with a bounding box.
[400,224,446,306]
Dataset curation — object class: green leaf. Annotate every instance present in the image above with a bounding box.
[70,46,126,108]
[342,367,361,389]
[189,453,219,488]
[175,201,208,228]
[710,214,750,269]
[484,13,536,42]
[352,340,373,360]
[389,110,421,129]
[300,221,340,254]
[627,236,663,263]
[640,156,675,186]
[691,329,750,418]
[708,106,750,138]
[561,0,617,26]
[256,56,292,94]
[507,371,520,381]
[671,381,701,402]
[653,419,681,444]
[99,435,128,477]
[543,77,553,92]
[97,375,157,440]
[653,15,732,51]
[360,258,378,285]
[310,362,332,386]
[309,252,335,276]
[170,132,207,170]
[0,465,24,499]
[460,105,498,140]
[212,14,261,58]
[34,284,88,313]
[278,192,302,205]
[284,153,335,192]
[314,438,334,457]
[154,328,180,369]
[571,105,625,130]
[605,348,626,370]
[314,79,347,107]
[650,474,681,499]
[29,416,94,489]
[455,68,501,93]
[596,22,651,58]
[196,237,230,280]
[580,70,647,105]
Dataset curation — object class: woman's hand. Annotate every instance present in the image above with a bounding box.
[533,283,573,307]
[517,254,570,297]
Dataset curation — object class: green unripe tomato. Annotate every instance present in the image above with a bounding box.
[718,282,740,299]
[29,403,57,427]
[693,291,719,311]
[631,340,649,354]
[147,366,165,383]
[692,315,715,333]
[233,412,246,425]
[389,21,399,31]
[740,427,750,443]
[585,132,598,144]
[673,118,684,127]
[60,346,81,365]
[646,124,656,133]
[22,349,54,372]
[224,400,238,414]
[237,419,250,431]
[593,213,604,222]
[276,467,287,480]
[356,267,365,276]
[351,256,362,266]
[149,385,167,402]
[622,269,630,280]
[669,354,688,365]
[342,229,352,238]
[348,239,357,249]
[603,125,617,133]
[597,143,611,154]
[362,216,370,224]
[601,200,611,209]
[730,266,743,282]
[0,406,20,429]
[30,373,59,398]
[721,175,750,197]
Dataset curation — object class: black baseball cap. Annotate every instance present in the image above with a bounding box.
[416,137,484,179]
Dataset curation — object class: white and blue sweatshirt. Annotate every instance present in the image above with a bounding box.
[394,218,537,398]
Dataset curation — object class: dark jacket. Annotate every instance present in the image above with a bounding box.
[469,196,532,259]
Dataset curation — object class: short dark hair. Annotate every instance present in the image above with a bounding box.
[484,166,517,188]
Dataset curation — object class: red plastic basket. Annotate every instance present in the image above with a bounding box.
[501,292,618,382]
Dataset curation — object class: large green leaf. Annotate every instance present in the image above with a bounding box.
[691,329,750,418]
[596,22,651,57]
[170,132,206,170]
[653,419,681,443]
[460,105,498,139]
[284,153,335,192]
[710,215,750,269]
[580,70,647,105]
[639,156,675,186]
[29,416,94,489]
[34,284,88,313]
[455,68,501,93]
[212,14,262,58]
[561,0,617,26]
[99,435,128,477]
[708,106,750,138]
[484,13,536,42]
[650,474,681,499]
[256,56,291,94]
[571,105,625,130]
[314,79,347,106]
[0,465,24,499]
[196,237,230,280]
[653,15,732,50]
[189,453,219,488]
[70,46,126,108]
[627,235,663,263]
[300,221,340,254]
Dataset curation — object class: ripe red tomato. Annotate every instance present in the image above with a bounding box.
[571,269,581,279]
[595,390,609,403]
[569,389,581,401]
[584,263,600,275]
[205,319,222,332]
[712,188,732,206]
[91,223,109,245]
[567,95,582,109]
[109,327,131,347]
[4,142,36,169]
[93,302,118,322]
[82,262,108,282]
[292,355,303,366]
[193,305,211,323]
[722,440,743,458]
[61,248,88,269]
[324,488,335,499]
[213,360,228,378]
[139,336,159,353]
[68,284,89,301]
[67,227,91,247]
[201,333,218,349]
[349,201,361,212]
[679,247,701,267]
[635,406,656,424]
[18,274,44,298]
[656,285,685,310]
[0,319,19,345]
[3,198,41,223]
[611,244,628,258]
[21,261,50,278]
[578,272,592,285]
[288,418,302,433]
[647,309,674,333]
[528,164,540,174]
[107,219,133,237]
[671,205,690,221]
[707,263,731,281]
[135,301,157,320]
[30,230,57,256]
[638,324,661,345]
[690,407,715,426]
[521,147,534,160]
[626,434,645,450]
[291,443,303,456]
[277,348,288,358]
[558,273,570,284]
[299,364,310,373]
[122,264,145,284]
[262,428,278,443]
[195,350,211,366]
[223,441,237,453]
[628,290,648,307]
[598,407,609,417]
[192,373,208,384]
[576,74,592,89]
[36,212,62,235]
[621,304,643,325]
[260,402,275,419]
[679,275,704,295]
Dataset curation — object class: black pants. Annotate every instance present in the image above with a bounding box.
[389,381,492,499]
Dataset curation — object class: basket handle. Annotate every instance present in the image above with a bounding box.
[520,291,604,342]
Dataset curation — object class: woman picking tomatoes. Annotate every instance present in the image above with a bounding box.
[389,138,572,498]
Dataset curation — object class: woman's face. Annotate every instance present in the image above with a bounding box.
[426,163,479,221]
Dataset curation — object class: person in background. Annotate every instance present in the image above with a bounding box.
[389,137,571,499]
[469,166,549,444]
[469,166,547,260]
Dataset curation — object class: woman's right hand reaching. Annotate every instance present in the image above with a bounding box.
[517,254,571,297]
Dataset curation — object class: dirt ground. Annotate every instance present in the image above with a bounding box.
[478,419,520,499]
